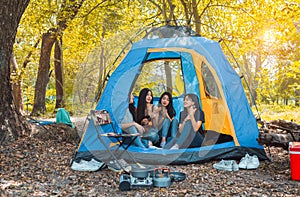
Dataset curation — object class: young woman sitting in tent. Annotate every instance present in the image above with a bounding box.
[164,93,205,150]
[136,88,162,147]
[157,91,178,148]
[120,93,148,148]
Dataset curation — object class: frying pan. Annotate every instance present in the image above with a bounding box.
[170,172,186,182]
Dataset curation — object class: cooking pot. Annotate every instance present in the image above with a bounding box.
[153,168,171,187]
[130,165,153,179]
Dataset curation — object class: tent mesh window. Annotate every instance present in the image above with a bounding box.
[201,63,221,99]
[133,59,184,98]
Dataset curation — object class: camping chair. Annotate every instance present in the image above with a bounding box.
[90,109,140,172]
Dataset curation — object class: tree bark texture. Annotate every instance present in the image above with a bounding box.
[97,41,105,98]
[192,0,201,34]
[179,0,189,24]
[11,54,24,114]
[252,42,263,105]
[54,37,65,109]
[31,29,56,115]
[0,0,31,144]
[164,61,172,93]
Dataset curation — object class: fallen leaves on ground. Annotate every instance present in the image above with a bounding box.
[0,121,300,196]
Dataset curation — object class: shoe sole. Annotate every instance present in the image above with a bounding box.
[246,166,259,170]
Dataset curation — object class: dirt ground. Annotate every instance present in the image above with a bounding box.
[0,117,300,196]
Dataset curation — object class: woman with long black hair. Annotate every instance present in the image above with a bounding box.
[157,92,178,148]
[136,88,160,147]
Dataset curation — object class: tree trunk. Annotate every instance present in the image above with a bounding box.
[242,54,254,105]
[179,0,190,24]
[252,42,263,105]
[164,62,172,93]
[96,38,106,102]
[192,0,201,34]
[11,54,24,114]
[54,37,65,109]
[166,0,176,22]
[0,0,31,144]
[295,89,300,107]
[31,29,57,116]
[95,30,106,103]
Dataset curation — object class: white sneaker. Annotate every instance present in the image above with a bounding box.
[238,154,250,169]
[71,160,100,171]
[247,155,260,169]
[90,158,105,169]
[238,154,259,170]
[232,161,239,171]
[213,160,239,171]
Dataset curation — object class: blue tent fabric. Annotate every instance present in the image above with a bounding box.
[181,52,201,97]
[56,108,75,128]
[75,32,267,165]
[95,47,149,134]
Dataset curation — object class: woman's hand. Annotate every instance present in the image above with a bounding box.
[160,107,168,118]
[152,105,162,116]
[166,111,172,120]
[149,105,161,119]
[185,106,200,132]
[187,105,196,116]
[154,105,162,113]
[184,107,195,122]
[135,123,145,134]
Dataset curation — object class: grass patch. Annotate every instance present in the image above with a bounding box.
[253,104,300,124]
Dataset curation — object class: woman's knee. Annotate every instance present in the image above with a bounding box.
[147,128,159,144]
[171,118,178,126]
[169,119,179,136]
[125,126,138,134]
[163,118,171,126]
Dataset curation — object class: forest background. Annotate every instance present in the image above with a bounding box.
[1,0,299,142]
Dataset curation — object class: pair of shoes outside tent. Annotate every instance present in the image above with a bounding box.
[213,160,239,172]
[238,153,260,170]
[213,154,260,171]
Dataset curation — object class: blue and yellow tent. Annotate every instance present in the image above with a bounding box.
[74,26,267,165]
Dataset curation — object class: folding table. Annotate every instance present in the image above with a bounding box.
[90,110,140,173]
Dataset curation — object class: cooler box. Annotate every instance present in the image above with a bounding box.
[289,142,300,181]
